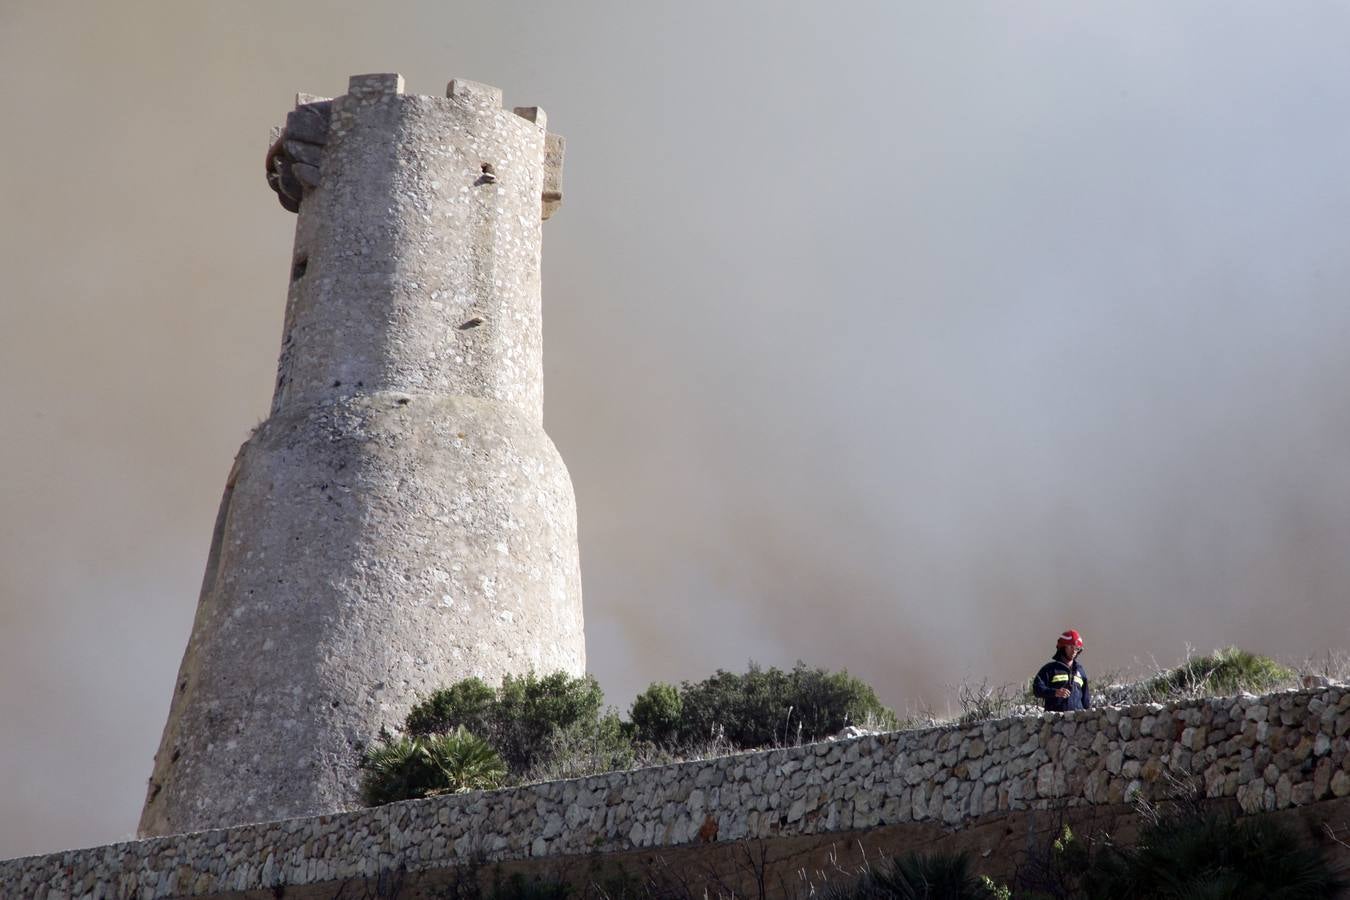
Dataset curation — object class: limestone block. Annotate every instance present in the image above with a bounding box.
[1105,748,1124,775]
[348,72,404,98]
[447,78,503,107]
[1276,774,1294,807]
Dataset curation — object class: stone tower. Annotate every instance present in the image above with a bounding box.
[139,73,584,837]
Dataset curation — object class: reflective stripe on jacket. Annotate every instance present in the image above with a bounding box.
[1032,658,1090,711]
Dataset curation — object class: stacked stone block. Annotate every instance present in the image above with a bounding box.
[9,687,1348,899]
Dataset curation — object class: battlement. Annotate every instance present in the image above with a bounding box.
[265,71,567,419]
[346,71,404,99]
[269,73,562,219]
[342,73,544,129]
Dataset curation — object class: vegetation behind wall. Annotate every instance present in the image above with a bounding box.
[362,649,1317,807]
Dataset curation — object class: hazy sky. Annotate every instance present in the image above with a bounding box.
[3,1,1349,860]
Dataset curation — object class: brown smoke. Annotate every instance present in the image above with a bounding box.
[2,0,1349,858]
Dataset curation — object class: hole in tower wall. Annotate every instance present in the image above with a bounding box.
[291,254,309,282]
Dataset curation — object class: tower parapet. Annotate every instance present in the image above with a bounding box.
[139,74,584,837]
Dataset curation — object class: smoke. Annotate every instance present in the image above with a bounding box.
[2,0,1349,858]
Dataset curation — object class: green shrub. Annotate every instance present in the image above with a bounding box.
[360,727,506,806]
[671,662,898,749]
[629,682,683,745]
[405,676,497,736]
[1008,823,1092,899]
[485,872,571,900]
[821,849,1001,899]
[1087,811,1344,899]
[1144,647,1295,700]
[390,664,897,795]
[405,671,619,779]
[492,671,609,772]
[524,711,635,782]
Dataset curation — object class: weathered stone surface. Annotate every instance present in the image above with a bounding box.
[139,74,583,837]
[9,686,1346,900]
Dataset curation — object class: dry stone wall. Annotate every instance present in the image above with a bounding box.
[7,686,1349,899]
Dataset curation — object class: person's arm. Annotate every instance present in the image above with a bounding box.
[1081,667,1091,709]
[1032,664,1053,699]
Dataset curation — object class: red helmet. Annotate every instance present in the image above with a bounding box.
[1057,629,1084,650]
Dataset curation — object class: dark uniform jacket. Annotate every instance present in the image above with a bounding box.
[1033,657,1090,711]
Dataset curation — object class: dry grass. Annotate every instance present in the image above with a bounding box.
[940,645,1344,729]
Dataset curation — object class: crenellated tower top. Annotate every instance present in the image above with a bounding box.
[258,73,568,423]
[268,74,563,220]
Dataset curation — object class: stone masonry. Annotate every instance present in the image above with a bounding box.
[9,687,1349,898]
[138,74,585,837]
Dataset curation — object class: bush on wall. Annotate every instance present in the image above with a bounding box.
[364,662,896,804]
[401,671,630,781]
[628,681,682,746]
[633,662,899,749]
[359,727,507,806]
[1144,646,1295,700]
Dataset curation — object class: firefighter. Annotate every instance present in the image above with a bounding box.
[1033,630,1090,712]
